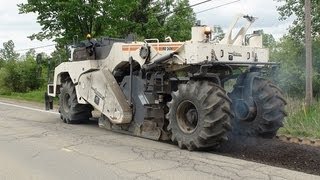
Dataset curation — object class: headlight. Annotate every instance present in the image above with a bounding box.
[204,27,212,35]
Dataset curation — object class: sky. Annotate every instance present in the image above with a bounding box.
[0,0,56,54]
[0,0,294,55]
[190,0,294,38]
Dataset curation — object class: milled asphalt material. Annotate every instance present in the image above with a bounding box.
[0,100,319,180]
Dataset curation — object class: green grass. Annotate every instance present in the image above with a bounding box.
[0,89,47,103]
[278,98,320,139]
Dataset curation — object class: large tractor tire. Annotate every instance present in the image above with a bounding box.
[59,79,92,124]
[229,76,287,138]
[167,81,232,151]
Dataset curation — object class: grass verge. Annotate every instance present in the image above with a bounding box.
[278,98,320,139]
[0,89,58,104]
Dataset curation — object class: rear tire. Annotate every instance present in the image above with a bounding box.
[59,79,92,124]
[167,81,232,151]
[229,77,287,138]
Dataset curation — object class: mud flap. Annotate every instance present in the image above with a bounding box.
[44,92,53,110]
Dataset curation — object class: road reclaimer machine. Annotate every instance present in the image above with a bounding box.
[47,14,287,150]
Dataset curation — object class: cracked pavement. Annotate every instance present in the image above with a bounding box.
[0,99,319,180]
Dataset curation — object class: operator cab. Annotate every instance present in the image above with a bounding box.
[71,34,134,61]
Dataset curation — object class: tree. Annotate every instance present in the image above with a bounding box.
[18,0,116,45]
[18,0,196,45]
[0,58,4,68]
[271,36,305,96]
[0,40,20,61]
[165,0,196,41]
[213,26,225,41]
[270,35,320,98]
[275,0,320,39]
[263,33,276,48]
[25,49,36,59]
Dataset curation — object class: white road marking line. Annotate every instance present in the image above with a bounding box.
[0,101,59,115]
[61,148,73,152]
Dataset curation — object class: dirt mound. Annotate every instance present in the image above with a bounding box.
[216,135,320,176]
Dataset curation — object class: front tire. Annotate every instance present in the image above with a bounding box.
[167,81,232,151]
[59,79,92,124]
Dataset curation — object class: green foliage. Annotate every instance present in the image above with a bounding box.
[2,61,22,92]
[270,35,320,98]
[276,0,320,40]
[213,26,225,41]
[18,0,196,45]
[262,33,276,48]
[165,0,196,41]
[0,60,43,93]
[0,67,11,95]
[279,98,320,139]
[0,89,48,103]
[0,40,20,61]
[0,40,45,94]
[18,0,108,44]
[0,59,4,69]
[271,36,305,96]
[25,49,36,59]
[274,0,320,98]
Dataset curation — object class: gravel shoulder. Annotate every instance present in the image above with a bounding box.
[218,135,320,176]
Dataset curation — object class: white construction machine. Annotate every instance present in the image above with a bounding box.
[46,14,287,150]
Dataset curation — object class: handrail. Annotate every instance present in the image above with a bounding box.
[144,39,160,52]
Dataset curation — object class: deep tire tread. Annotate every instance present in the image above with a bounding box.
[59,80,92,124]
[167,81,231,150]
[229,77,287,138]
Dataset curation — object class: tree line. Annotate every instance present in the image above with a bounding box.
[0,41,43,94]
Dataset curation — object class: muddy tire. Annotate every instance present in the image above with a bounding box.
[229,77,287,138]
[59,79,92,124]
[167,81,232,151]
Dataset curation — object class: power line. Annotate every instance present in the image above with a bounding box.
[16,44,57,52]
[189,0,213,8]
[165,0,216,16]
[196,0,241,14]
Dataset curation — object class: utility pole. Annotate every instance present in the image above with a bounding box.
[305,0,313,107]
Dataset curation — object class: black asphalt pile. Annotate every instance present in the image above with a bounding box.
[216,135,320,176]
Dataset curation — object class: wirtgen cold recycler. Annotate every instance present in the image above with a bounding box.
[47,15,287,150]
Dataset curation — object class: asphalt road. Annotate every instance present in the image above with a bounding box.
[0,99,319,180]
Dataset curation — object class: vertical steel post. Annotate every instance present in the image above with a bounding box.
[305,0,313,107]
[129,56,133,107]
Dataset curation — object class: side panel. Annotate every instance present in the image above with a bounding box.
[103,43,146,72]
[103,42,184,71]
[47,60,100,104]
[183,42,269,63]
[78,69,132,124]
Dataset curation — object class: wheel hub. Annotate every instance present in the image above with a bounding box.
[186,109,198,125]
[176,101,199,134]
[234,99,257,122]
